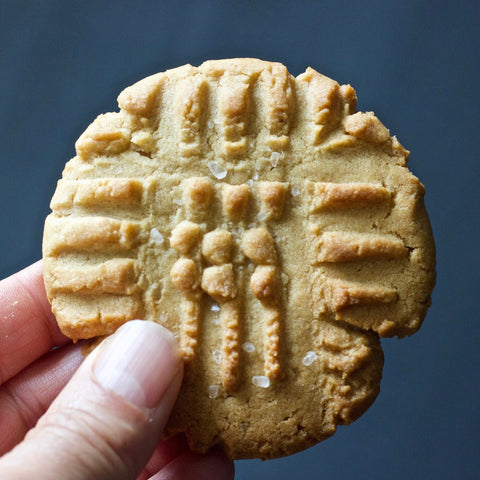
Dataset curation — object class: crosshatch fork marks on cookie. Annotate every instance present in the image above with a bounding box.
[45,175,409,386]
[170,178,286,391]
[107,59,359,166]
[42,55,432,351]
[43,59,436,460]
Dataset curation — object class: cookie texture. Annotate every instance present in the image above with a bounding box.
[42,58,435,459]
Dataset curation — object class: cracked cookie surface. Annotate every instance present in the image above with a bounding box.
[43,58,435,459]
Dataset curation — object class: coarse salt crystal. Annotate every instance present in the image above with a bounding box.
[269,151,282,168]
[252,171,259,181]
[242,342,255,353]
[150,228,164,245]
[212,350,222,364]
[208,385,219,399]
[211,303,220,312]
[231,225,244,237]
[256,210,269,222]
[207,161,227,179]
[291,185,301,197]
[302,351,318,366]
[252,375,270,388]
[173,198,184,206]
[207,120,214,129]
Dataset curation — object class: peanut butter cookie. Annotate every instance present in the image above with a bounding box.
[43,58,435,459]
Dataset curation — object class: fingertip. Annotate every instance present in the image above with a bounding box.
[0,321,184,479]
[91,320,183,410]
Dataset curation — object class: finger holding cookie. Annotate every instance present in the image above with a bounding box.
[0,264,234,480]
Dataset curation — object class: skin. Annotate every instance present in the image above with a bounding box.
[0,261,235,480]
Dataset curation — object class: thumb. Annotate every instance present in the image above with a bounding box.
[0,320,183,480]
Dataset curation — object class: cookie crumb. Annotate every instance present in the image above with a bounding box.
[170,221,201,255]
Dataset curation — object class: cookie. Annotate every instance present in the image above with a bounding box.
[42,58,435,459]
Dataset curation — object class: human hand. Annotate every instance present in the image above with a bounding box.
[0,261,235,479]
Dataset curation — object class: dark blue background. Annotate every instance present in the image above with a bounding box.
[1,1,478,478]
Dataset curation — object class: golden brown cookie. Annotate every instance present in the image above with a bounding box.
[42,58,435,459]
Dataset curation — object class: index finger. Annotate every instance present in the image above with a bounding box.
[0,261,70,385]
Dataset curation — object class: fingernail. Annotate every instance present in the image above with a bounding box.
[93,320,182,408]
